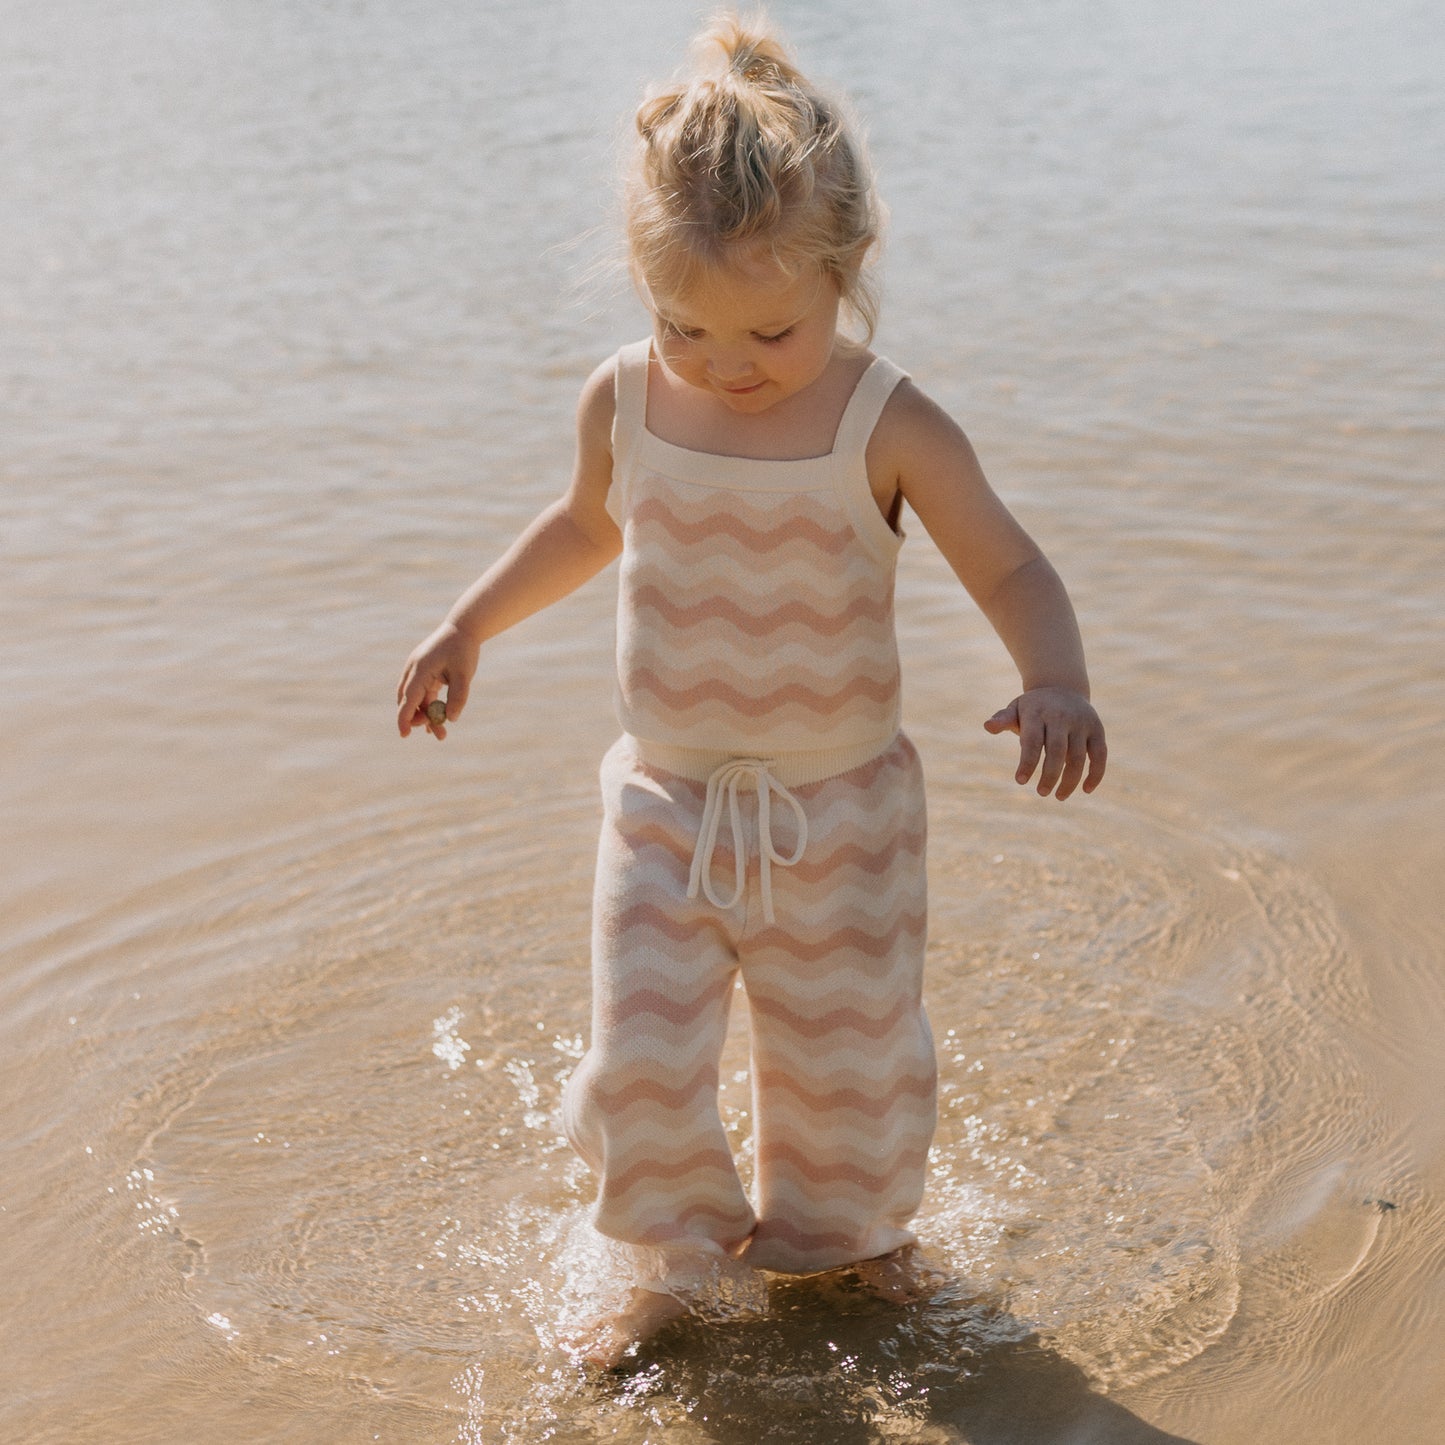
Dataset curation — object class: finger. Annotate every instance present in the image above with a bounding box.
[1016,717,1044,784]
[1036,726,1069,796]
[1054,732,1089,800]
[446,674,470,720]
[1081,732,1108,793]
[983,700,1020,736]
[398,687,426,737]
[396,659,418,712]
[399,676,438,738]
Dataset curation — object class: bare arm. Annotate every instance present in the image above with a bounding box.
[870,381,1106,797]
[396,357,622,738]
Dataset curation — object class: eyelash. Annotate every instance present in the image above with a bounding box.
[663,322,794,345]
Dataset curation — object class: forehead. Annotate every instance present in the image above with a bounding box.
[647,250,830,329]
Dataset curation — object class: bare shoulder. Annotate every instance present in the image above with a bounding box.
[868,375,1041,591]
[873,378,977,467]
[576,353,619,451]
[867,376,988,507]
[565,354,622,545]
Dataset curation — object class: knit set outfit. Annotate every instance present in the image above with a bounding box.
[561,339,938,1285]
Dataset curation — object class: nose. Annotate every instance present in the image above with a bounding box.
[706,350,752,383]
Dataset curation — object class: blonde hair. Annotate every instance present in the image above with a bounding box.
[627,12,882,341]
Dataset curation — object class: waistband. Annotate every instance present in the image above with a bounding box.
[628,732,897,789]
[627,731,899,926]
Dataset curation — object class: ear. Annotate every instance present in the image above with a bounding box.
[831,236,875,289]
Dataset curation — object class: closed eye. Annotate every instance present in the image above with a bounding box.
[757,327,794,344]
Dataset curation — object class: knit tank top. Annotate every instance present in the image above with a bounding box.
[606,338,908,777]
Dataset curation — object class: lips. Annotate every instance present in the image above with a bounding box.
[721,380,765,395]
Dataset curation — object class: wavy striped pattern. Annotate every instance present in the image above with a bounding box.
[563,733,937,1280]
[632,492,853,556]
[629,580,893,641]
[622,551,891,613]
[615,465,903,751]
[626,664,899,724]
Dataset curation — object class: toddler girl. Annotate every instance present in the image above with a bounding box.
[397,14,1105,1367]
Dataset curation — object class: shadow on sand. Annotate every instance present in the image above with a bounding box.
[601,1272,1202,1445]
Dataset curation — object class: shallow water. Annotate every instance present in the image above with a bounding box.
[3,1,1442,1441]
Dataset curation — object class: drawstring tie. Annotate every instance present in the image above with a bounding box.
[686,757,808,925]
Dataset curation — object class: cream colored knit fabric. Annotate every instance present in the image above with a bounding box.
[607,338,909,760]
[563,344,936,1285]
[562,732,935,1279]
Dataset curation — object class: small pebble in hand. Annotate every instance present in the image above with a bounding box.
[426,700,448,730]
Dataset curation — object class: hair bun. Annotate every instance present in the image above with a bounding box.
[698,12,803,89]
[627,10,883,343]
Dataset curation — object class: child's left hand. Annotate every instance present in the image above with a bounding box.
[984,687,1107,799]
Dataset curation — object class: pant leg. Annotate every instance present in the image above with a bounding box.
[561,738,758,1271]
[737,734,937,1275]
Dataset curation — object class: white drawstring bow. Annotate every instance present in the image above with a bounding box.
[685,757,808,925]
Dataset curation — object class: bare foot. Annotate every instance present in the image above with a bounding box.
[559,1287,689,1370]
[847,1245,950,1305]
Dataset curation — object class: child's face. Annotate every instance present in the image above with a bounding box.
[645,251,842,415]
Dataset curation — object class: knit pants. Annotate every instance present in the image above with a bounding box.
[561,732,936,1287]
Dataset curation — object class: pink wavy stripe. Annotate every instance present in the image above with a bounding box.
[748,908,927,962]
[784,827,926,884]
[628,652,899,697]
[628,667,897,718]
[609,900,735,948]
[633,480,838,525]
[586,1061,719,1113]
[610,979,733,1029]
[632,495,851,555]
[759,1116,935,1170]
[617,820,727,868]
[793,738,913,798]
[762,883,928,930]
[601,1173,748,1215]
[625,556,883,610]
[630,583,892,639]
[633,1203,757,1243]
[607,1146,741,1197]
[755,1138,932,1191]
[748,1217,857,1253]
[616,819,920,881]
[746,970,916,1014]
[753,1067,937,1118]
[747,990,913,1041]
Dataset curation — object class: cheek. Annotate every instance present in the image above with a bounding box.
[780,336,831,383]
[657,335,699,376]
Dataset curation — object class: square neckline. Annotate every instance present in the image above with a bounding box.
[609,336,909,560]
[639,338,886,466]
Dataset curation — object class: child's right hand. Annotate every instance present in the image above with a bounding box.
[396,621,480,740]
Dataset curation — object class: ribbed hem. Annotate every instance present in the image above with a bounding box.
[628,731,897,788]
